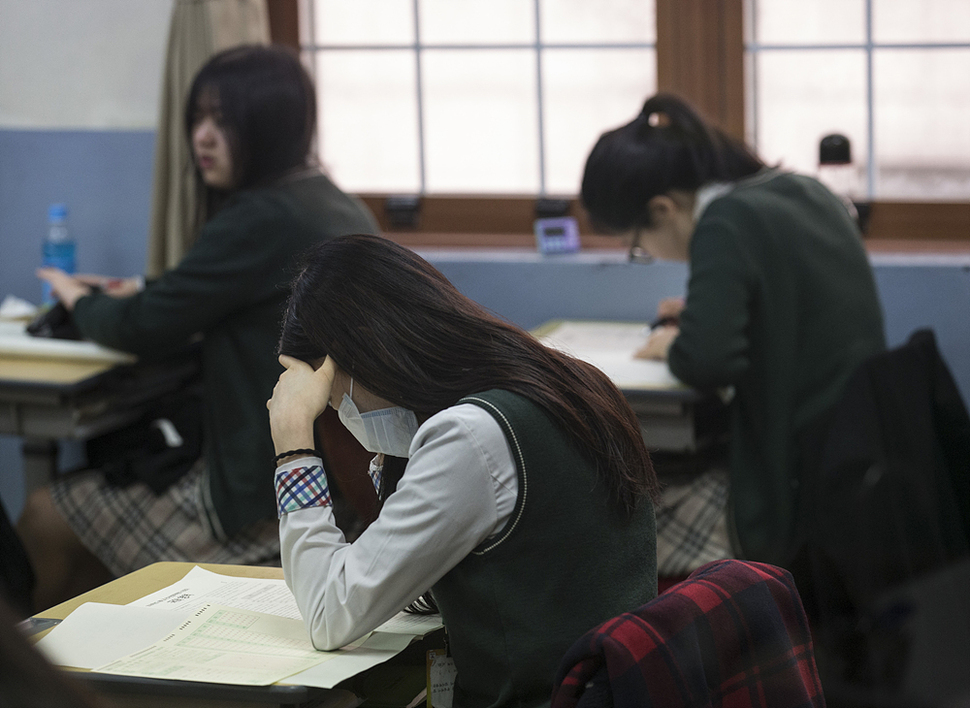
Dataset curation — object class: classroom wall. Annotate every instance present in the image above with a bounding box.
[0,0,169,303]
[0,0,170,521]
[0,0,169,130]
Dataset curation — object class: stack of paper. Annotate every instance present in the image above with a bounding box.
[36,566,442,688]
[536,320,684,390]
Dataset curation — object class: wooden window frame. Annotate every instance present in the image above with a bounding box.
[273,0,970,247]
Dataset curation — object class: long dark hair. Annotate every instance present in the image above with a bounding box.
[582,93,765,232]
[280,234,659,512]
[185,44,317,220]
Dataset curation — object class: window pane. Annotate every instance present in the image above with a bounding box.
[312,0,414,45]
[753,0,865,45]
[419,0,534,44]
[540,0,655,44]
[874,49,970,199]
[873,0,970,43]
[422,50,539,193]
[754,50,868,189]
[543,49,656,195]
[316,51,420,193]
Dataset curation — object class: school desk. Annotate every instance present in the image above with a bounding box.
[31,562,365,708]
[0,321,200,494]
[533,320,726,452]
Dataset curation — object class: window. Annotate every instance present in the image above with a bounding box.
[747,0,970,200]
[301,0,656,197]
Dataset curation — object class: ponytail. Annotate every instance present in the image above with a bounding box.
[582,93,764,232]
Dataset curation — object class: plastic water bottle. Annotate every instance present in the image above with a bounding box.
[41,203,75,305]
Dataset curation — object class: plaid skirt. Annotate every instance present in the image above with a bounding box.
[655,467,732,577]
[49,460,280,577]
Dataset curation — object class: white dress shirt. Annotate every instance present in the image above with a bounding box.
[277,402,518,650]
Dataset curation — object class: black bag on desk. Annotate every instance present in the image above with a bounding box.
[86,383,205,495]
[26,285,102,340]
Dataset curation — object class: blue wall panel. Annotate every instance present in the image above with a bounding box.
[0,129,155,305]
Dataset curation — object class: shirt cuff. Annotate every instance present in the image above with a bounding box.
[275,460,331,517]
[368,456,383,495]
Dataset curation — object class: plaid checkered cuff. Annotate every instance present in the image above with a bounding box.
[367,458,382,494]
[275,464,332,517]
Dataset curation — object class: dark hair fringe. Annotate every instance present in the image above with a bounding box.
[184,44,317,226]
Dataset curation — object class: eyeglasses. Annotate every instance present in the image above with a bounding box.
[628,229,654,264]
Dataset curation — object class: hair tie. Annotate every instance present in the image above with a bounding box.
[274,448,322,464]
[646,111,671,128]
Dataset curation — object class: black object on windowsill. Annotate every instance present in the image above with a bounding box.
[384,195,422,229]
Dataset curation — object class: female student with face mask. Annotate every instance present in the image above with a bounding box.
[267,234,659,707]
[580,93,886,572]
[22,45,378,611]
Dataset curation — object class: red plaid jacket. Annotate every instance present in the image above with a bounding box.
[552,560,825,708]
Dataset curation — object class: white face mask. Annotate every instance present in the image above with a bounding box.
[337,378,419,458]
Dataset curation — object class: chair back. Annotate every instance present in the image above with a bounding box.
[552,559,825,708]
[800,329,970,703]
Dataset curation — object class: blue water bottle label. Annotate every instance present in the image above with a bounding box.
[41,242,76,305]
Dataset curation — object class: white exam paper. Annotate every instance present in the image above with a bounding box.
[131,566,443,637]
[538,321,684,390]
[42,566,445,689]
[129,565,302,619]
[95,604,332,686]
[282,631,415,689]
[376,611,444,635]
[34,603,183,669]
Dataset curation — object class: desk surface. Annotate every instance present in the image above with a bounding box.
[0,320,134,366]
[534,320,724,452]
[0,319,132,389]
[534,319,694,396]
[0,343,199,439]
[36,563,359,708]
[37,562,283,620]
[0,355,115,388]
[0,352,202,503]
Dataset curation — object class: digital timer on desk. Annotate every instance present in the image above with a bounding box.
[534,217,580,255]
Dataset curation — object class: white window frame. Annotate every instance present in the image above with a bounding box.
[299,0,656,196]
[746,0,970,200]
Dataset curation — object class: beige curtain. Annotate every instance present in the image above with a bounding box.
[146,0,270,277]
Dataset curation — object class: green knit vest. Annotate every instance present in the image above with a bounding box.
[432,390,657,708]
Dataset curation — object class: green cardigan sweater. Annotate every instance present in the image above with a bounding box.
[668,170,885,566]
[73,173,378,537]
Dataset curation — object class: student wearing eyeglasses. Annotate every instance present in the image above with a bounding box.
[580,93,885,575]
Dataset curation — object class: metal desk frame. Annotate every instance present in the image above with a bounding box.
[0,350,200,493]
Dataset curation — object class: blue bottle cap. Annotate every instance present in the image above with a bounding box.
[48,203,68,222]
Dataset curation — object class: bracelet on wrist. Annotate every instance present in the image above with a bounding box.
[274,448,321,465]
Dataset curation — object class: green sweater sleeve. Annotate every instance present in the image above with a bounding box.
[73,196,293,357]
[667,214,755,389]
